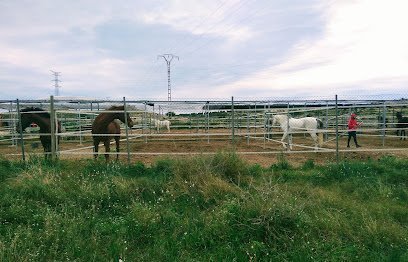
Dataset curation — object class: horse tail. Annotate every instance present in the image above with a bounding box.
[317,118,324,129]
[317,119,324,147]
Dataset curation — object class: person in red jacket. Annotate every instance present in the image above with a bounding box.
[347,113,362,148]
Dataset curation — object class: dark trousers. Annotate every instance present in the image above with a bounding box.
[347,131,358,146]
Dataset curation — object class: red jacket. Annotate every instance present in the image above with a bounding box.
[348,117,359,130]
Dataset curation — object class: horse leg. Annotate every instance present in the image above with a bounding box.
[44,144,51,160]
[310,131,318,150]
[289,134,293,150]
[104,140,110,162]
[115,137,120,161]
[93,140,99,160]
[281,131,288,149]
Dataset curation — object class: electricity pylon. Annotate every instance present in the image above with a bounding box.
[158,54,179,101]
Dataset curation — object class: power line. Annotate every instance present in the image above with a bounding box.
[157,54,179,101]
[50,70,61,96]
[182,0,268,58]
[169,0,230,54]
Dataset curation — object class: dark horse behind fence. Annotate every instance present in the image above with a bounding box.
[396,112,408,140]
[17,107,61,157]
[92,105,134,161]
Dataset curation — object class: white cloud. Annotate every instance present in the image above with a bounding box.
[215,0,408,98]
[0,0,407,100]
[141,0,254,42]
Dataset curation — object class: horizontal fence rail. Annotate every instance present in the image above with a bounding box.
[0,95,407,163]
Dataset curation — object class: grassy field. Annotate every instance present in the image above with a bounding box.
[0,154,407,261]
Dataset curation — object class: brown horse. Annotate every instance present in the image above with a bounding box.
[396,112,408,140]
[92,105,134,161]
[17,107,61,158]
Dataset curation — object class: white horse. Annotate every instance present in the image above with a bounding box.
[271,114,324,150]
[153,119,171,132]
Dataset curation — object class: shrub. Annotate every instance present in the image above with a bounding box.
[302,159,315,170]
[211,152,250,183]
[270,153,291,170]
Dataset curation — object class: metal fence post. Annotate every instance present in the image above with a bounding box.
[16,99,25,161]
[144,102,148,143]
[206,101,210,143]
[254,102,257,138]
[55,106,59,158]
[382,102,386,146]
[335,95,339,164]
[325,101,329,141]
[189,113,192,134]
[10,101,16,146]
[287,102,290,149]
[123,97,131,164]
[263,110,267,149]
[267,103,271,140]
[90,102,93,118]
[50,96,56,160]
[231,96,235,147]
[246,108,250,145]
[78,101,82,145]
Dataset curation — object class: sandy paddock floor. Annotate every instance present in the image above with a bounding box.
[1,128,407,167]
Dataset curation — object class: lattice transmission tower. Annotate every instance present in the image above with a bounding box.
[50,70,61,96]
[158,54,179,101]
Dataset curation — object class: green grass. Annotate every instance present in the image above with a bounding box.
[0,153,407,261]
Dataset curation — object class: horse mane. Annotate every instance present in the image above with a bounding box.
[20,107,50,118]
[274,114,289,119]
[107,105,124,110]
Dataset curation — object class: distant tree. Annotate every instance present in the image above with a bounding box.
[166,111,176,117]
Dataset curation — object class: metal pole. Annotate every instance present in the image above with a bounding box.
[304,102,307,138]
[196,108,199,135]
[392,107,395,131]
[382,102,386,146]
[263,110,266,149]
[231,96,235,147]
[90,102,94,121]
[189,113,192,134]
[144,102,147,143]
[335,95,339,164]
[254,102,257,138]
[237,108,241,135]
[78,102,82,145]
[246,108,250,145]
[325,101,329,141]
[50,96,56,160]
[268,103,272,140]
[206,102,210,143]
[16,99,25,161]
[9,101,16,146]
[55,108,59,158]
[123,97,131,164]
[287,102,290,150]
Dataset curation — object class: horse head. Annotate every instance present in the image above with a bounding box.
[271,114,287,126]
[271,115,277,126]
[17,107,46,133]
[111,106,134,128]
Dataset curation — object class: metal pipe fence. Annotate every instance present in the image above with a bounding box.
[0,96,407,161]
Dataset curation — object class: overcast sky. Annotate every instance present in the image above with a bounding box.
[1,0,407,100]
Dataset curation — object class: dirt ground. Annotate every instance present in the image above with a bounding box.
[1,128,407,167]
